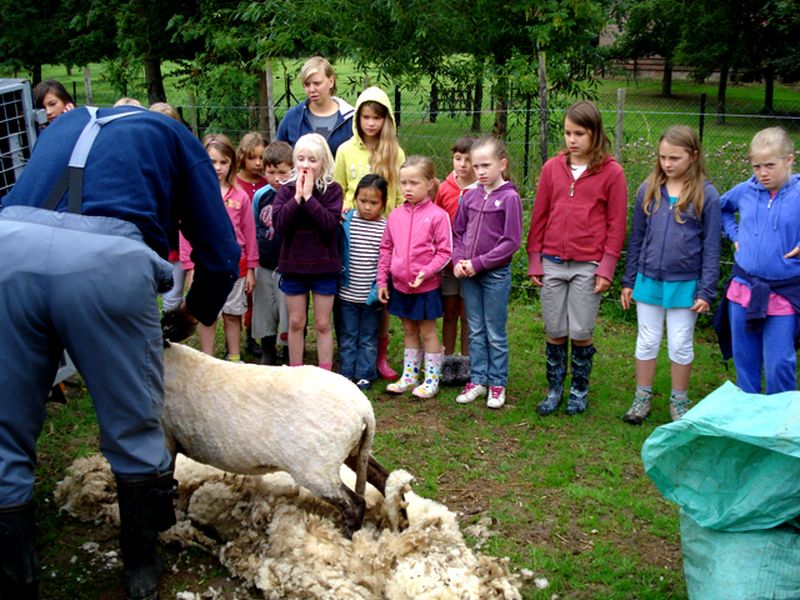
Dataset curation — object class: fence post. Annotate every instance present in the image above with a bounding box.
[394,86,401,130]
[523,94,531,186]
[186,90,199,139]
[83,67,93,106]
[538,49,548,167]
[72,82,78,104]
[615,88,625,162]
[265,60,276,142]
[698,93,707,144]
[286,74,292,110]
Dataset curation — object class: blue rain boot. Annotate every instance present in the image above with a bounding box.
[565,344,596,415]
[536,342,568,416]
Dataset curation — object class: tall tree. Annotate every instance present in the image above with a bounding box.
[611,0,686,97]
[0,0,70,84]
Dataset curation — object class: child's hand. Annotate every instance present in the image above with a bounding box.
[409,271,426,288]
[690,298,710,314]
[245,269,256,294]
[784,246,800,259]
[301,168,314,199]
[378,287,390,304]
[620,287,633,310]
[341,207,351,222]
[459,260,475,277]
[529,275,543,287]
[594,276,611,294]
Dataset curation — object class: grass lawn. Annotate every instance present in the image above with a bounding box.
[33,297,735,599]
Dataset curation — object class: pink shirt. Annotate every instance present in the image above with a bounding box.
[180,185,258,272]
[726,279,794,316]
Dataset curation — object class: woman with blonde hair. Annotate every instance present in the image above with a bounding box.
[276,56,354,156]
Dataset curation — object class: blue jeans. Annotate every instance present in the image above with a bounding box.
[461,266,512,387]
[337,299,380,381]
[729,300,797,394]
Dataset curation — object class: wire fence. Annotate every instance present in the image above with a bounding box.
[176,86,800,201]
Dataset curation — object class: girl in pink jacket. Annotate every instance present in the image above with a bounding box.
[378,156,452,398]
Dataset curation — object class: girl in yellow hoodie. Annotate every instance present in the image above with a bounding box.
[334,86,406,379]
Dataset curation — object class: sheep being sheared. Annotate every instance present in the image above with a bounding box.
[161,342,383,535]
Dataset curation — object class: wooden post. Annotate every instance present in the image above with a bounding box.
[538,50,548,166]
[186,90,200,139]
[523,94,532,186]
[265,60,276,142]
[394,86,401,129]
[615,88,625,163]
[83,67,93,106]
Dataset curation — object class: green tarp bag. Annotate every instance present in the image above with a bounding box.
[679,510,800,599]
[642,380,800,532]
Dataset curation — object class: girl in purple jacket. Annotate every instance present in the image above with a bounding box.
[620,126,720,424]
[452,136,523,409]
[273,133,343,369]
[378,156,452,398]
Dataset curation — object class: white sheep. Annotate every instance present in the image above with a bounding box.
[161,342,384,535]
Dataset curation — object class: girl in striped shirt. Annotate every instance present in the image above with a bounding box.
[338,174,389,389]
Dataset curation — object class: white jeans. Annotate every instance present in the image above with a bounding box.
[635,302,698,365]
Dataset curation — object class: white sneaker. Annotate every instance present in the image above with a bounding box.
[456,383,487,404]
[487,386,506,409]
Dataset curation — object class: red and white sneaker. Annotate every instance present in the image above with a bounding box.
[455,383,487,404]
[487,386,506,409]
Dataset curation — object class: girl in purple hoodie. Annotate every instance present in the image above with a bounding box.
[452,136,523,409]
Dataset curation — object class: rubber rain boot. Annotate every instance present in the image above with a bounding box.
[536,342,568,416]
[565,344,596,415]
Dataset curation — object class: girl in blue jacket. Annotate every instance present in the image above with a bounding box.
[620,126,721,423]
[719,127,800,394]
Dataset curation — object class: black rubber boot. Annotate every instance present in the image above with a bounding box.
[536,343,568,416]
[0,502,39,600]
[260,335,277,366]
[116,471,177,600]
[245,328,262,359]
[565,344,596,415]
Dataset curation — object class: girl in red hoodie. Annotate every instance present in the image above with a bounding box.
[378,156,452,398]
[527,101,628,416]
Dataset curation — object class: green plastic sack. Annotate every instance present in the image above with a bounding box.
[680,510,800,599]
[642,381,800,532]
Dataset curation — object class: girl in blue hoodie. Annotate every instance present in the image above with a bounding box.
[719,127,800,394]
[620,126,721,423]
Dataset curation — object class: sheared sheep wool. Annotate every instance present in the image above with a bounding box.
[55,454,527,599]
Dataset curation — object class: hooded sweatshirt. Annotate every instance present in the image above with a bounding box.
[377,198,452,295]
[276,96,355,157]
[721,173,800,281]
[452,181,523,274]
[527,153,628,282]
[333,87,406,211]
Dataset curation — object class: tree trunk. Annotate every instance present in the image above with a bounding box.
[763,63,774,115]
[716,63,729,125]
[31,64,42,87]
[143,54,167,104]
[491,77,508,138]
[472,75,483,133]
[661,61,673,97]
[429,79,438,124]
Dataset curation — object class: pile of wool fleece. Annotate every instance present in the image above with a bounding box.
[55,453,527,599]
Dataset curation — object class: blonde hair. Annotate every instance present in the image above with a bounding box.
[563,100,610,172]
[202,133,237,188]
[300,56,336,95]
[750,127,794,161]
[113,97,142,107]
[643,126,708,224]
[149,102,180,121]
[236,132,266,171]
[291,133,335,192]
[400,155,438,199]
[356,88,401,196]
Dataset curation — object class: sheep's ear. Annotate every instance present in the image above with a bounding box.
[163,339,172,349]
